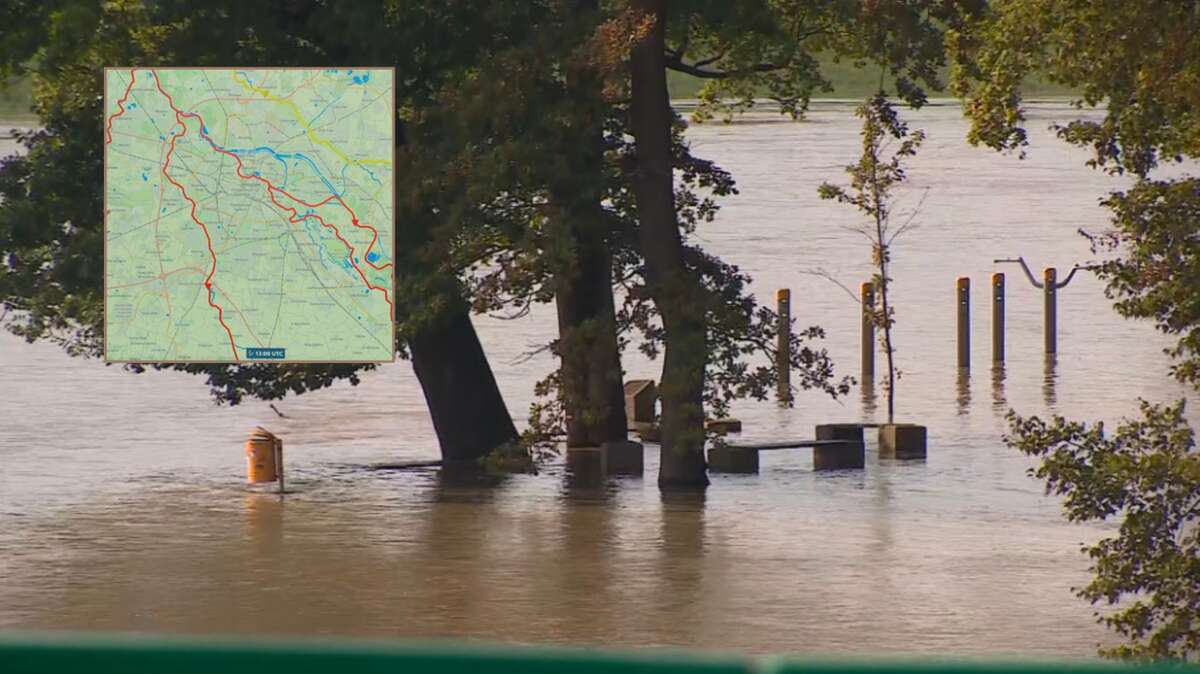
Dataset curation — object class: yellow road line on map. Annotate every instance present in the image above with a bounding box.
[232,72,389,171]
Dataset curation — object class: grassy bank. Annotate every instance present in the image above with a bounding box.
[667,57,1076,101]
[0,76,35,123]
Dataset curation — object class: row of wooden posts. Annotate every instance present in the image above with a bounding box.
[774,267,1075,397]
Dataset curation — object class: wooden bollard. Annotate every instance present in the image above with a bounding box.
[992,272,1005,364]
[861,282,875,386]
[957,277,970,369]
[776,289,791,403]
[1044,267,1057,354]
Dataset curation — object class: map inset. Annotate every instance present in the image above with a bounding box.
[104,67,395,362]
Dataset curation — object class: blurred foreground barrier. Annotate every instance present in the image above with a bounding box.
[1,632,1191,674]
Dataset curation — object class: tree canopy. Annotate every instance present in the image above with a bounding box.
[952,0,1200,660]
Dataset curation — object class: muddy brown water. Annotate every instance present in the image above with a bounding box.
[1,102,1193,658]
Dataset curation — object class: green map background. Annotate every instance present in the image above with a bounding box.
[104,67,395,362]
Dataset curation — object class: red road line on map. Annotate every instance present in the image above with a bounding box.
[104,71,139,145]
[147,71,241,360]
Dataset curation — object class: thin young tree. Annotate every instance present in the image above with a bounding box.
[818,95,924,425]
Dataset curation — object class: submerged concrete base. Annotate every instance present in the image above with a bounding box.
[813,423,866,470]
[815,423,866,445]
[879,423,927,459]
[631,422,661,443]
[706,418,743,434]
[707,445,759,473]
[565,447,607,485]
[602,440,644,476]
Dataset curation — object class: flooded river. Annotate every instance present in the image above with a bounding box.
[0,102,1192,658]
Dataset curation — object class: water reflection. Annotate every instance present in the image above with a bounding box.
[861,381,878,418]
[956,368,971,416]
[1043,355,1059,409]
[655,491,707,643]
[242,494,284,554]
[991,365,1008,414]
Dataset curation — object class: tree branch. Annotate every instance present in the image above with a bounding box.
[664,52,788,79]
[693,49,728,68]
[798,268,862,305]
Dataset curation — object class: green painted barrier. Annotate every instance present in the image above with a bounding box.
[0,632,1194,673]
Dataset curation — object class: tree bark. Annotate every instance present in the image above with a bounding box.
[409,305,519,463]
[553,12,628,450]
[555,225,628,447]
[628,0,709,487]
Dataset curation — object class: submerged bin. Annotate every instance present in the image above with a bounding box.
[246,427,281,483]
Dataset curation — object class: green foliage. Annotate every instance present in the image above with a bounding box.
[950,0,1200,176]
[479,441,540,475]
[1006,401,1200,662]
[818,95,923,423]
[0,0,557,404]
[1093,178,1200,391]
[666,0,985,122]
[953,2,1200,658]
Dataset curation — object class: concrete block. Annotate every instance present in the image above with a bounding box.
[814,423,866,470]
[815,423,865,445]
[602,440,644,476]
[706,418,743,434]
[565,447,607,485]
[879,423,927,459]
[624,380,657,427]
[812,440,865,470]
[707,445,759,473]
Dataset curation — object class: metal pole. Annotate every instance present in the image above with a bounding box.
[776,288,791,403]
[992,272,1005,364]
[274,438,284,495]
[1044,267,1057,354]
[957,277,970,369]
[861,282,875,386]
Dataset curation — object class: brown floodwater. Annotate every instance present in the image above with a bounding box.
[0,102,1193,658]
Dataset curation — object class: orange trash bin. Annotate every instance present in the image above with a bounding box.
[246,427,280,484]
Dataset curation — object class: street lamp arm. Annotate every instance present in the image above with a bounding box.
[1055,263,1100,289]
[993,256,1044,289]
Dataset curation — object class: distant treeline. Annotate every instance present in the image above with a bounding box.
[0,64,1075,123]
[667,56,1076,100]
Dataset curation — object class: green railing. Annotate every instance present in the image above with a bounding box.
[0,632,1193,673]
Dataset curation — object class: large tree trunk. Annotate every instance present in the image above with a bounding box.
[409,305,519,463]
[553,17,628,450]
[555,226,628,447]
[628,0,709,488]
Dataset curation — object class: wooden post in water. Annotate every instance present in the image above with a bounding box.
[861,282,875,387]
[273,437,284,495]
[992,273,1005,364]
[776,288,791,403]
[1044,267,1057,354]
[957,277,970,370]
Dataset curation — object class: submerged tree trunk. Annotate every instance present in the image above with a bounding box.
[628,0,709,488]
[409,305,519,463]
[553,21,628,450]
[555,225,628,447]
